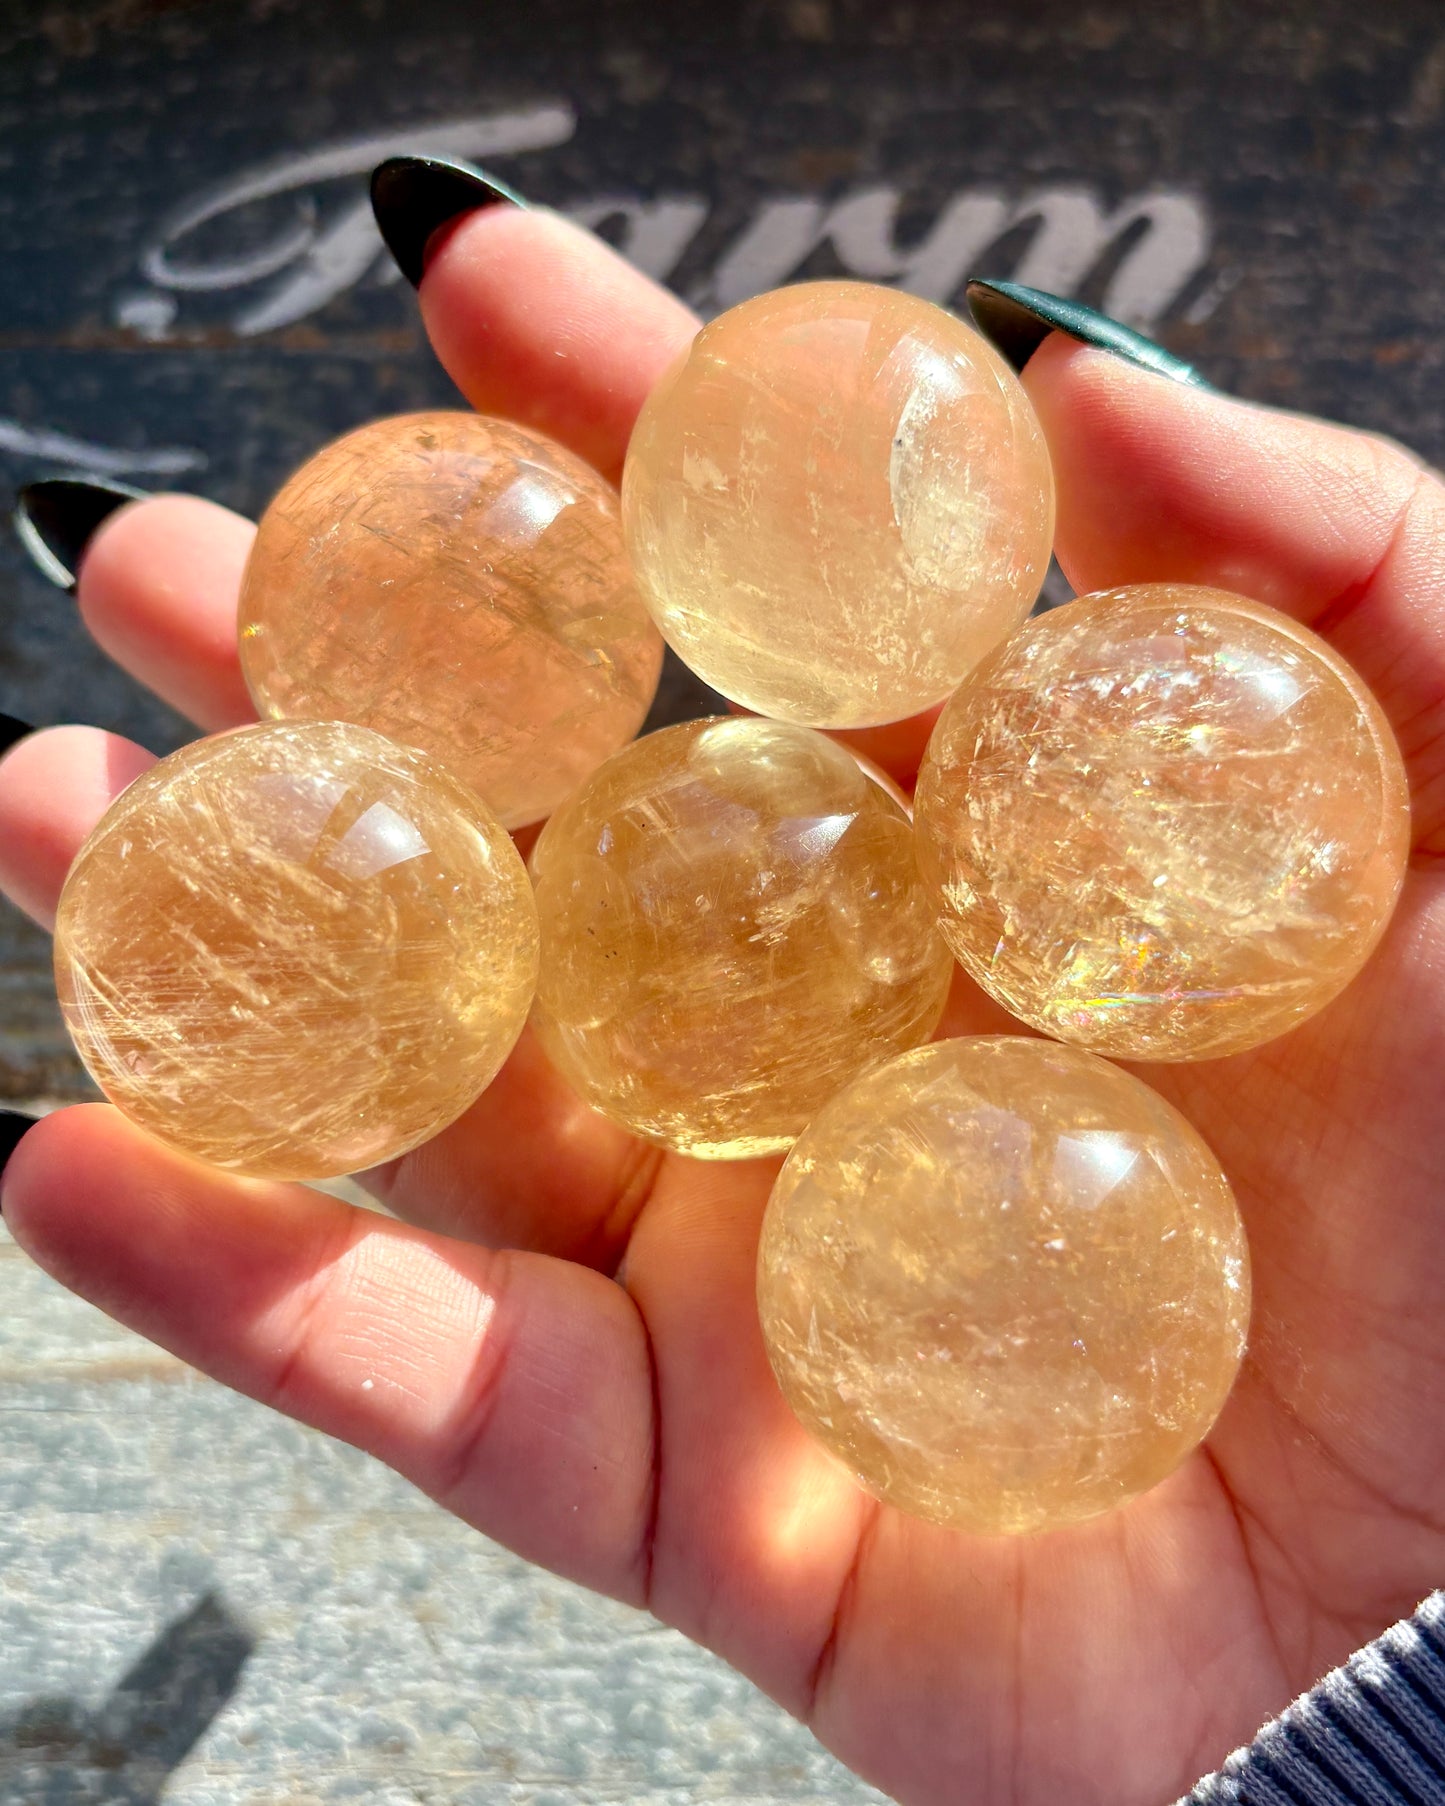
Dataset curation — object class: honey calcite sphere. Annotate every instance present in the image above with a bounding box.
[758,1037,1250,1535]
[54,721,539,1181]
[239,411,664,829]
[915,585,1411,1061]
[621,281,1055,729]
[530,717,953,1158]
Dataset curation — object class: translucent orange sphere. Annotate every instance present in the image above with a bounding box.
[54,721,539,1180]
[621,281,1055,729]
[915,585,1411,1060]
[239,412,663,828]
[759,1036,1251,1534]
[530,717,953,1158]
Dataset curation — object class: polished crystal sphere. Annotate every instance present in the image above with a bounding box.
[915,585,1411,1061]
[54,721,539,1181]
[530,716,953,1158]
[239,411,664,829]
[621,281,1055,729]
[758,1036,1250,1535]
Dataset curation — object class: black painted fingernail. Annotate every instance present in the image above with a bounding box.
[15,477,149,593]
[371,155,527,288]
[964,279,1206,387]
[0,713,34,757]
[0,1110,36,1201]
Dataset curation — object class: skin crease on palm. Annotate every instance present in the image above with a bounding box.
[1,208,1445,1806]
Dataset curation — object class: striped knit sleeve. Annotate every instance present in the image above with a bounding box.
[1181,1594,1445,1806]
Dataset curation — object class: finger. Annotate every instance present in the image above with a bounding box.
[0,724,662,1265]
[76,221,689,729]
[618,1154,878,1710]
[1,1104,656,1598]
[81,217,694,730]
[6,1102,892,1727]
[422,209,959,784]
[83,219,691,735]
[76,492,257,733]
[364,1026,666,1267]
[0,725,155,929]
[418,206,699,487]
[1023,335,1445,855]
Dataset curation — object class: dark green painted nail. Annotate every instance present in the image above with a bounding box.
[0,1109,36,1198]
[371,155,527,288]
[15,477,149,593]
[0,714,33,756]
[964,279,1206,387]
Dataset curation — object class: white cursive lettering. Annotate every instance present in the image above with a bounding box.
[111,106,1213,344]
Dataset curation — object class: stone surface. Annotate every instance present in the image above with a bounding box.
[621,281,1054,729]
[53,720,538,1181]
[915,585,1411,1061]
[758,1036,1250,1535]
[239,412,663,829]
[530,716,952,1159]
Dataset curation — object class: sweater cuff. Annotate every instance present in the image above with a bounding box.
[1181,1593,1445,1805]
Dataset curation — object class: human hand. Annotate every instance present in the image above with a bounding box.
[2,206,1443,1806]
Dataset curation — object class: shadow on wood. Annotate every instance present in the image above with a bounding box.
[0,1591,253,1804]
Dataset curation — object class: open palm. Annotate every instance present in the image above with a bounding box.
[3,209,1443,1806]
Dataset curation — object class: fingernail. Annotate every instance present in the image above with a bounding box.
[370,154,527,288]
[964,279,1206,387]
[0,1109,37,1206]
[15,477,150,593]
[0,713,34,757]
